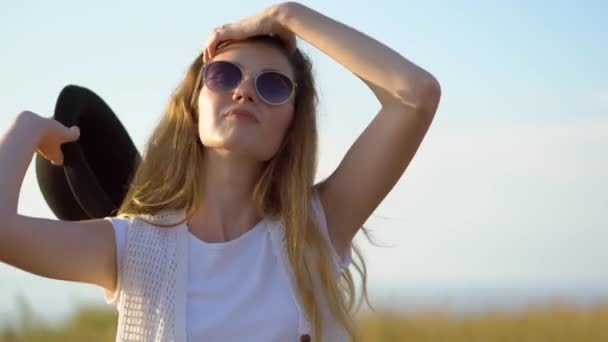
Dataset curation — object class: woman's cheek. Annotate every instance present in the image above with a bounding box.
[266,111,294,155]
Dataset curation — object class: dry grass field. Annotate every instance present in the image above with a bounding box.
[2,300,607,341]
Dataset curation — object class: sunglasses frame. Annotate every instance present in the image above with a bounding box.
[201,60,298,106]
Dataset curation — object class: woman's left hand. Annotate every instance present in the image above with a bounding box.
[202,3,297,63]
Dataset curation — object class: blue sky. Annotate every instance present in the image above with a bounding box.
[1,0,606,325]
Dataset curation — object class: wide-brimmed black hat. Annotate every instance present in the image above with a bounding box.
[35,85,141,221]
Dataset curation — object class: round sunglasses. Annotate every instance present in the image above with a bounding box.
[201,60,297,106]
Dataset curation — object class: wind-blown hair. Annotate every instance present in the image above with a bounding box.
[116,35,374,341]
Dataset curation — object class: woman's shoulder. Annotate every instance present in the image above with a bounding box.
[104,215,132,226]
[102,211,186,256]
[103,216,133,242]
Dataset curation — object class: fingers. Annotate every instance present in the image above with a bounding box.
[41,148,63,166]
[203,26,227,62]
[68,126,80,141]
[202,22,297,62]
[55,126,79,165]
[57,121,80,142]
[203,47,209,64]
[53,155,63,166]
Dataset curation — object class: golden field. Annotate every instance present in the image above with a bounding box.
[1,300,607,341]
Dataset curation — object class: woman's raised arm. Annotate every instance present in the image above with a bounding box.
[0,112,118,292]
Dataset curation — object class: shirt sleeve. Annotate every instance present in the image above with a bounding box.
[102,215,131,305]
[311,188,353,271]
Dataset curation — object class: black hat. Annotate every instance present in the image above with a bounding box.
[35,85,141,221]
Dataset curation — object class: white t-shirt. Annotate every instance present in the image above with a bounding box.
[103,202,352,341]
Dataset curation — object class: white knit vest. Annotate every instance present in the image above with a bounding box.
[112,208,348,342]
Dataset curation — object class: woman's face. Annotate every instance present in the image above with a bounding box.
[196,41,295,162]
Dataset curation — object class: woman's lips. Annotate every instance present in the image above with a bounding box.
[224,109,258,123]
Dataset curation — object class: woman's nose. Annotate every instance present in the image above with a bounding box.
[232,75,257,102]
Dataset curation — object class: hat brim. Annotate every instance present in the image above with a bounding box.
[35,85,141,220]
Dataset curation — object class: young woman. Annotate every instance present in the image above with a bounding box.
[0,2,440,341]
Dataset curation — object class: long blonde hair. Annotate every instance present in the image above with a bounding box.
[116,35,374,341]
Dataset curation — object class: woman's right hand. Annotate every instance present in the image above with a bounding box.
[21,111,81,166]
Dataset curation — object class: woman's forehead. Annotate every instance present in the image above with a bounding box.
[213,42,293,78]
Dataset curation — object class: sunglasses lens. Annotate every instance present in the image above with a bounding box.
[204,61,242,92]
[257,72,294,105]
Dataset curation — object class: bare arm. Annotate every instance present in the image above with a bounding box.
[277,2,440,110]
[0,112,118,292]
[0,112,41,215]
[276,3,441,256]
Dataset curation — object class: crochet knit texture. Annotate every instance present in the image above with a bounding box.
[111,191,349,342]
